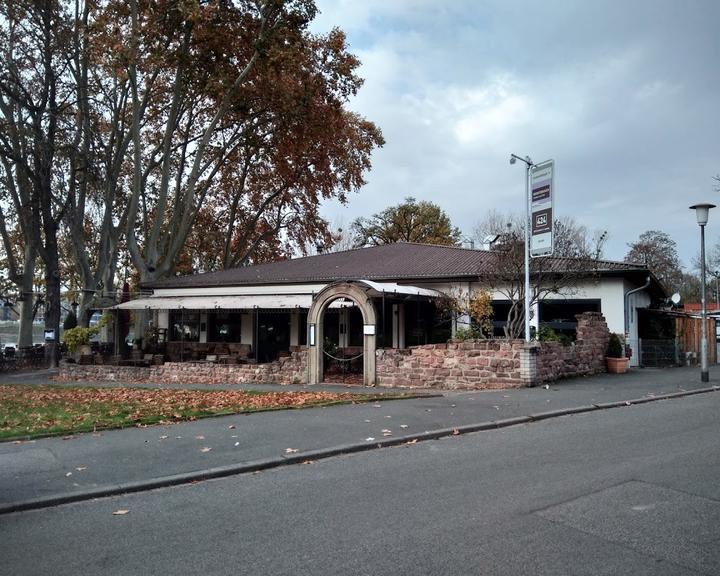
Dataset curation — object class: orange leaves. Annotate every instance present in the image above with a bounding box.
[0,384,382,438]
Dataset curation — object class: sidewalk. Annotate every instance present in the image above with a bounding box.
[1,365,719,513]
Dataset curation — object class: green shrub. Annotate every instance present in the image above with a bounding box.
[606,333,623,358]
[453,326,483,341]
[537,324,572,346]
[61,313,110,354]
[62,326,99,354]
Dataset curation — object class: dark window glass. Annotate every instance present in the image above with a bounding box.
[169,311,200,342]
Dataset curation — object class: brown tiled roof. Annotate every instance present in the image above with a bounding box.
[147,242,653,290]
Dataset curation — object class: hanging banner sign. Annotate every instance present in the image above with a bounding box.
[530,159,554,257]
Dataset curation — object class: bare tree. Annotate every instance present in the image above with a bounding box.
[474,211,606,338]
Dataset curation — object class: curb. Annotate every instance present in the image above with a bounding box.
[1,385,718,515]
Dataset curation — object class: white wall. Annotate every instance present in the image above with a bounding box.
[417,276,651,342]
[199,312,207,344]
[624,280,651,367]
[290,311,299,347]
[240,313,253,346]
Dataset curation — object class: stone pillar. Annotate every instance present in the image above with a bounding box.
[520,342,540,387]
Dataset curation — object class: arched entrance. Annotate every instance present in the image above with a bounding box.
[307,282,377,386]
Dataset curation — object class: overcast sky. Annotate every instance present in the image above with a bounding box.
[310,0,720,268]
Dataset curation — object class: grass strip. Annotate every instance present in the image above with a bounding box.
[0,384,412,440]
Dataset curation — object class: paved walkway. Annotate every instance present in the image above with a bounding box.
[1,365,719,513]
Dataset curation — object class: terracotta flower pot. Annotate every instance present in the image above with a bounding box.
[606,356,629,374]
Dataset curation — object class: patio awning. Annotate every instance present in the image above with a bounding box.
[110,280,444,311]
[111,294,318,310]
[355,280,444,299]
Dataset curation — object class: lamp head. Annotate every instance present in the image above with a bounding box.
[689,203,716,226]
[509,155,516,165]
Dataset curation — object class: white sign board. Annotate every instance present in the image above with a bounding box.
[530,159,554,257]
[309,324,316,346]
[363,324,376,336]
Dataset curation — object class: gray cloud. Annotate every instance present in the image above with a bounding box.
[312,0,720,266]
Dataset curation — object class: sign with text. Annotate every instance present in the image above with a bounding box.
[530,159,554,257]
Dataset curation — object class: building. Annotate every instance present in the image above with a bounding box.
[111,243,663,384]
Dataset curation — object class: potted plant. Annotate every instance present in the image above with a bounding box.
[62,326,98,358]
[61,313,109,359]
[606,333,629,374]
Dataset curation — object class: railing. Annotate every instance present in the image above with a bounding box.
[0,348,49,372]
[637,338,680,367]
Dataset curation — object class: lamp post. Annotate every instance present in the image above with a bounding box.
[510,153,533,342]
[690,203,715,382]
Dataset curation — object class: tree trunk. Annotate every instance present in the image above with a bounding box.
[16,257,36,349]
[43,251,61,368]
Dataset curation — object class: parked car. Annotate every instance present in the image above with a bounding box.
[4,343,17,357]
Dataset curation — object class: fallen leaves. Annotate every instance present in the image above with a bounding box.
[1,385,393,439]
[200,447,212,453]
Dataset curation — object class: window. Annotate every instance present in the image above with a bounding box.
[208,311,242,342]
[169,311,200,342]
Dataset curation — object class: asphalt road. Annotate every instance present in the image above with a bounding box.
[1,366,714,509]
[2,392,719,575]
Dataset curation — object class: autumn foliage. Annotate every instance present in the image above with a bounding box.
[0,384,395,439]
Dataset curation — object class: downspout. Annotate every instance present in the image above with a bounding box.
[382,290,386,349]
[624,276,651,356]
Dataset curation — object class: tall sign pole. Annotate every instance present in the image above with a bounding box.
[511,154,534,342]
[512,154,555,343]
[524,161,531,343]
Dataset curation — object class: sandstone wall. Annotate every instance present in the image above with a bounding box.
[57,346,308,386]
[535,312,610,383]
[376,340,526,390]
[376,312,610,390]
[57,313,610,390]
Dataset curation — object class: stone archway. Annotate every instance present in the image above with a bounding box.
[307,282,377,386]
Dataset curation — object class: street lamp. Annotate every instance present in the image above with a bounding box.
[690,203,715,383]
[510,153,533,342]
